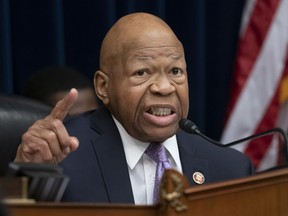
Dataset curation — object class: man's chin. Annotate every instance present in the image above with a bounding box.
[144,130,176,143]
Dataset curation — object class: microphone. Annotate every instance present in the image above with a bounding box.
[179,118,288,164]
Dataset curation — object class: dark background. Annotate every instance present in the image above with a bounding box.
[0,0,246,140]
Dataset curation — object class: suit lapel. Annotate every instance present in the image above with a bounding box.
[177,131,210,186]
[88,107,211,201]
[90,107,134,203]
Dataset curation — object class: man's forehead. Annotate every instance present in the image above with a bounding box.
[100,13,182,69]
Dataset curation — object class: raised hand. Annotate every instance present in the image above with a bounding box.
[14,88,80,164]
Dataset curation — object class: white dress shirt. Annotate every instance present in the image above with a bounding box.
[113,117,183,205]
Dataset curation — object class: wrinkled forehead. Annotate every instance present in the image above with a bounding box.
[99,13,184,70]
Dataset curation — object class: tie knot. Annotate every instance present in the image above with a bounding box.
[145,142,169,164]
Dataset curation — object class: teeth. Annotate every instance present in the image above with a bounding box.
[149,107,172,116]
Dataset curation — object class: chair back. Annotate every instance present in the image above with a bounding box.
[0,94,51,175]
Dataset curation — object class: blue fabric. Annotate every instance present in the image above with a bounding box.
[0,0,246,140]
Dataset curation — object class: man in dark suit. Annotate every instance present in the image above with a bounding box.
[14,12,254,204]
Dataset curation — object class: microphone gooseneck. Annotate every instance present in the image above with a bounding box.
[179,118,288,165]
[179,118,222,147]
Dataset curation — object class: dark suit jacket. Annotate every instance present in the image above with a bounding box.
[60,106,254,203]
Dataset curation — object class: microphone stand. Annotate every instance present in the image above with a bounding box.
[179,118,288,166]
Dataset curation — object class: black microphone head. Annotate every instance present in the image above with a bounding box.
[179,118,200,134]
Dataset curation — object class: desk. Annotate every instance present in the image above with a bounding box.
[5,168,288,216]
[7,203,157,216]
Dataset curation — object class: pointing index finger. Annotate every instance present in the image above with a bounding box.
[46,88,79,121]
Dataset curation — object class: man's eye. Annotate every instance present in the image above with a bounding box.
[171,68,182,76]
[136,70,147,76]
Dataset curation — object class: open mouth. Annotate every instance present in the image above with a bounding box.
[148,107,174,116]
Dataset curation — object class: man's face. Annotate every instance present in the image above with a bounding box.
[104,29,189,143]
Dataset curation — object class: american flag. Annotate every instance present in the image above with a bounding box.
[221,0,288,172]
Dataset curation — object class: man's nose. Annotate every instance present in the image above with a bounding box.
[150,73,175,95]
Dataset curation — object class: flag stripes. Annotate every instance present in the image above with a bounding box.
[221,0,288,171]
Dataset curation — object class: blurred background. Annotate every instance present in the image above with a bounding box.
[0,0,245,138]
[1,0,287,171]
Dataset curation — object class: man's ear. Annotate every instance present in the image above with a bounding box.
[94,70,110,105]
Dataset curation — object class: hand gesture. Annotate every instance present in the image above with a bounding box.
[14,88,80,164]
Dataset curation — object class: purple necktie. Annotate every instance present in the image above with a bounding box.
[145,142,172,203]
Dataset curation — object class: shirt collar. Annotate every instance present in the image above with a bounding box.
[112,116,182,171]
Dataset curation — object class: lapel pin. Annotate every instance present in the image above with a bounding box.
[193,172,205,184]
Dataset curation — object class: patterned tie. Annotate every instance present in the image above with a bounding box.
[145,142,172,203]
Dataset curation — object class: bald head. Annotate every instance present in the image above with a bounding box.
[99,13,183,72]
